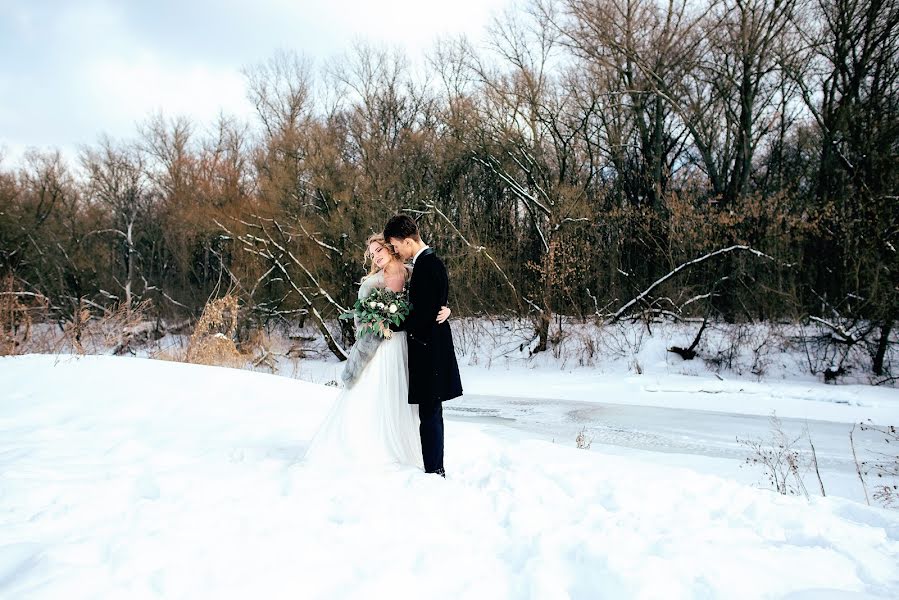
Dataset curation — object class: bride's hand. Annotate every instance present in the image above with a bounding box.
[436,306,451,324]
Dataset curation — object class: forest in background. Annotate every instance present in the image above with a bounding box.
[1,0,896,379]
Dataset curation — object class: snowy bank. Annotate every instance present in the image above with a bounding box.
[1,354,898,599]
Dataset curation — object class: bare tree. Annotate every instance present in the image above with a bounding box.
[465,7,599,351]
[791,0,899,375]
[684,0,800,203]
[244,49,314,144]
[81,137,153,314]
[553,0,698,206]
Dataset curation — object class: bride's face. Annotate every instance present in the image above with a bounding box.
[368,241,392,270]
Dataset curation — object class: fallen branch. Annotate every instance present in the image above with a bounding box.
[668,313,709,360]
[420,202,539,314]
[219,217,349,360]
[809,316,860,345]
[609,246,777,323]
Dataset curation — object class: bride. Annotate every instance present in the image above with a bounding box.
[304,234,451,468]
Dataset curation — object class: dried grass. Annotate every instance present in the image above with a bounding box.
[576,427,593,450]
[183,295,247,369]
[739,414,810,498]
[0,275,48,356]
[61,299,154,355]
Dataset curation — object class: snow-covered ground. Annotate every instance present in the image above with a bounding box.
[287,319,899,504]
[2,354,899,599]
[302,358,899,422]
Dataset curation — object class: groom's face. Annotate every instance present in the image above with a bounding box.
[388,237,414,261]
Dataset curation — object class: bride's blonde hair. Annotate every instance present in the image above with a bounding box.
[364,233,406,279]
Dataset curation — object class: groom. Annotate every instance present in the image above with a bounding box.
[385,214,463,477]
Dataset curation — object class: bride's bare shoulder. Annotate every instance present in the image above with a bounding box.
[383,263,407,292]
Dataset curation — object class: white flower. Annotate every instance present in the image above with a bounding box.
[369,302,376,309]
[388,303,398,314]
[377,302,385,309]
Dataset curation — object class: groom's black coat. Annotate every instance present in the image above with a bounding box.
[403,248,463,405]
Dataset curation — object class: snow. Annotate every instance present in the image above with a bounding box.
[291,319,899,424]
[457,369,899,422]
[2,354,899,599]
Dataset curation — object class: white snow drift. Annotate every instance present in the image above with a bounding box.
[1,354,898,599]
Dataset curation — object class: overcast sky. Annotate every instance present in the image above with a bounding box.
[1,0,510,167]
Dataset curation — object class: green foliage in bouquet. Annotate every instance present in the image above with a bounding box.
[339,287,412,339]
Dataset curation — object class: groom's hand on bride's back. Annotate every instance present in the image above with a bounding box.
[387,306,447,332]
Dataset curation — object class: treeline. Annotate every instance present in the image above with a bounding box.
[1,0,896,373]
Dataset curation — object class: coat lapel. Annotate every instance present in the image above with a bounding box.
[415,247,435,264]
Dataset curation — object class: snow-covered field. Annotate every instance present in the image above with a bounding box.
[2,354,899,599]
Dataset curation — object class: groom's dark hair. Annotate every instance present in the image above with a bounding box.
[383,214,421,241]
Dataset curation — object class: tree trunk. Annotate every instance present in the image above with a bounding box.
[873,320,893,376]
[125,220,134,315]
[533,309,551,354]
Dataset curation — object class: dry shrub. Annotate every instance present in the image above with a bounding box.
[152,348,186,363]
[570,327,599,367]
[857,422,898,509]
[62,303,92,354]
[0,278,28,356]
[151,298,285,371]
[61,299,153,355]
[186,333,245,368]
[702,323,777,377]
[102,300,154,355]
[599,321,647,358]
[184,295,247,368]
[243,328,279,372]
[111,301,146,335]
[739,414,810,498]
[1,275,48,355]
[576,427,593,450]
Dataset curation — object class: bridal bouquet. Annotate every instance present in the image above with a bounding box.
[340,287,412,339]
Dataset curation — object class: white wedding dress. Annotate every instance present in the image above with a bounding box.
[304,271,423,469]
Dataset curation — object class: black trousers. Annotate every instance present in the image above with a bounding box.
[418,402,444,473]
